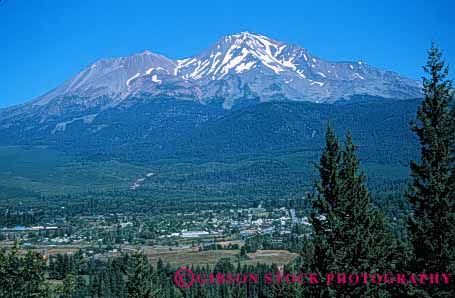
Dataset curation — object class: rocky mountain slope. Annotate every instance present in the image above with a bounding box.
[0,32,422,164]
[11,32,421,115]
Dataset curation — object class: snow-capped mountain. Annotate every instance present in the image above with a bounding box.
[22,31,421,113]
[0,32,424,161]
[33,51,177,107]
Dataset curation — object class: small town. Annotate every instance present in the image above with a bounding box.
[0,203,309,267]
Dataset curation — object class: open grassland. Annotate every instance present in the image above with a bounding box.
[0,241,297,268]
[143,248,298,268]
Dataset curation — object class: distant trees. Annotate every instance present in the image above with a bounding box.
[0,244,50,298]
[125,252,160,298]
[406,44,455,297]
[48,251,83,280]
[239,246,248,260]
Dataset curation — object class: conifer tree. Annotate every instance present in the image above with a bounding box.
[126,252,159,298]
[304,123,341,298]
[334,133,398,297]
[407,44,455,297]
[0,244,50,298]
[57,274,77,298]
[304,126,400,297]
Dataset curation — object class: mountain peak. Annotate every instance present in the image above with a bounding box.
[232,31,255,36]
[25,32,422,110]
[226,31,274,41]
[174,31,295,81]
[220,31,284,50]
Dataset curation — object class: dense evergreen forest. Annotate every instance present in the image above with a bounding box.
[1,46,454,297]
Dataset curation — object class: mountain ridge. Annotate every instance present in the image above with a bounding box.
[4,31,422,117]
[0,32,423,164]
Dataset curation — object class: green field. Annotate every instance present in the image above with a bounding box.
[145,249,298,268]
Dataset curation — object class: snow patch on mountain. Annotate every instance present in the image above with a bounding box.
[52,114,98,134]
[126,73,141,86]
[151,75,162,83]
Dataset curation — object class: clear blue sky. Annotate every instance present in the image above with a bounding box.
[1,0,454,108]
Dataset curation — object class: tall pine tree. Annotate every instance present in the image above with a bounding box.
[406,44,455,297]
[0,244,50,298]
[304,123,341,298]
[126,251,160,298]
[304,125,400,297]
